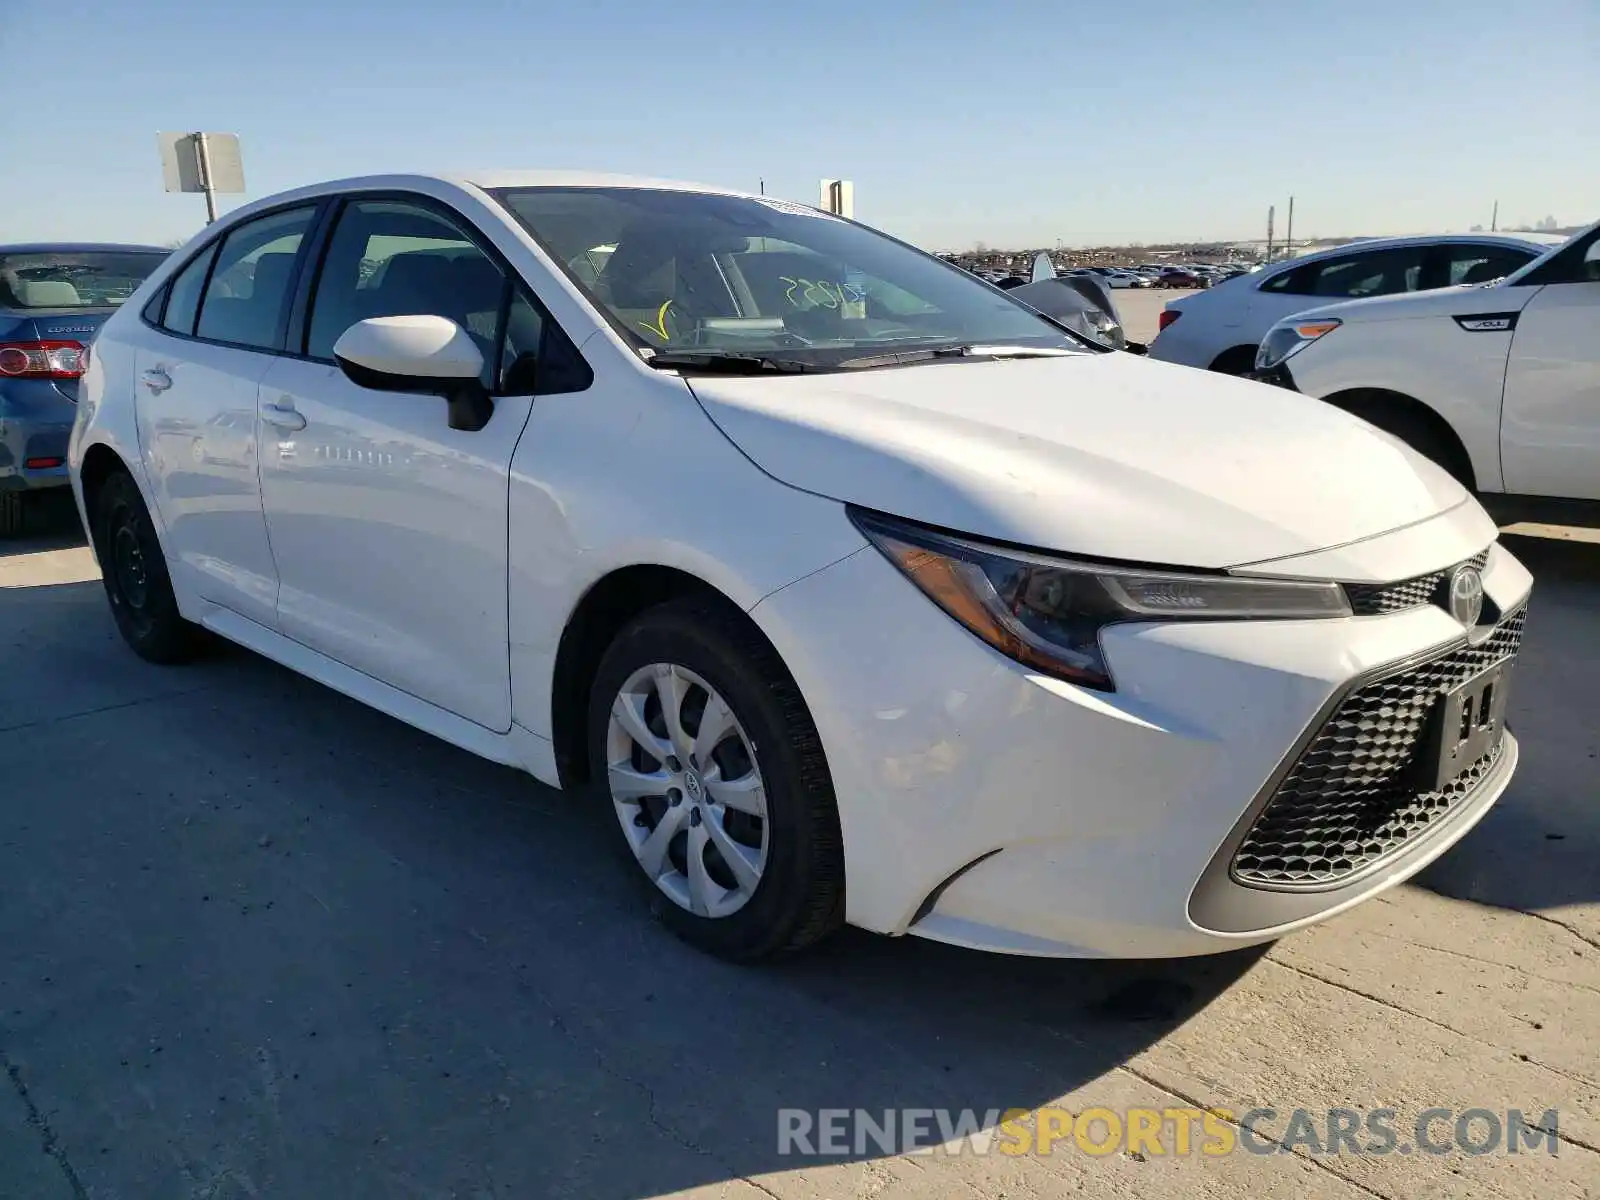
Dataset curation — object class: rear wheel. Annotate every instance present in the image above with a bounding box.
[92,472,209,663]
[0,491,25,538]
[587,597,844,962]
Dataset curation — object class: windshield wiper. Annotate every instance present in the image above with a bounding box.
[834,344,1077,370]
[644,350,818,374]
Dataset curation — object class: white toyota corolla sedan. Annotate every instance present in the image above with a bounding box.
[70,172,1531,962]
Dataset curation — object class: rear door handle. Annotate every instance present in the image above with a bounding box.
[260,401,307,432]
[140,368,172,394]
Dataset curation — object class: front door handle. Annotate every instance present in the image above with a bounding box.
[141,368,172,394]
[260,402,307,432]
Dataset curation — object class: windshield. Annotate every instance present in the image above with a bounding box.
[493,188,1081,367]
[0,250,168,310]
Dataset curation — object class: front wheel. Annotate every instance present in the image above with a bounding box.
[587,597,845,962]
[92,472,209,663]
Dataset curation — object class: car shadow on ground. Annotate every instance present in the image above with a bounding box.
[1416,533,1600,916]
[0,576,1265,1198]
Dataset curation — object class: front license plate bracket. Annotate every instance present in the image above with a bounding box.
[1416,659,1513,793]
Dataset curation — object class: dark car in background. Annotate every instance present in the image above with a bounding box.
[1157,266,1209,289]
[1,243,169,534]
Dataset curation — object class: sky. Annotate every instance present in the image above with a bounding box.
[2,0,1596,250]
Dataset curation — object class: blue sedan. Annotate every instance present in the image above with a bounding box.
[1,242,170,535]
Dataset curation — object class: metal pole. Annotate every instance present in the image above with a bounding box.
[1285,195,1295,259]
[759,178,765,195]
[1266,205,1276,262]
[195,132,219,224]
[1491,200,1498,232]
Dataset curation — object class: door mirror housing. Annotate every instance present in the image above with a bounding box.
[332,315,494,431]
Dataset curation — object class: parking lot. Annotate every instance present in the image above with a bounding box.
[1,495,1596,1199]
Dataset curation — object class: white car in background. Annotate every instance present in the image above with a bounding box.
[1150,232,1564,375]
[1254,219,1600,512]
[70,171,1531,964]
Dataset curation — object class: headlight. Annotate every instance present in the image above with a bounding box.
[1073,307,1125,350]
[1255,318,1341,371]
[850,509,1351,691]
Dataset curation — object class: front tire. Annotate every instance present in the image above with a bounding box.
[92,472,209,663]
[587,597,845,962]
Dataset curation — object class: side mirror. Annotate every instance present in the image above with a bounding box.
[333,315,493,432]
[1584,239,1600,281]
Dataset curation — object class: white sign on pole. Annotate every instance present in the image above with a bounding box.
[819,179,854,219]
[158,132,245,224]
[158,133,245,193]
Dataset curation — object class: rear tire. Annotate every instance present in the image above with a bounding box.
[587,596,845,962]
[0,491,25,538]
[91,472,209,663]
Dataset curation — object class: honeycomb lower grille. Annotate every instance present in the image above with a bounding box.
[1344,549,1491,616]
[1231,607,1525,889]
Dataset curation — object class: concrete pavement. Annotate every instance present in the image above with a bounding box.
[1,506,1596,1199]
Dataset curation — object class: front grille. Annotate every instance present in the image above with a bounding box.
[1344,549,1491,616]
[1231,607,1524,889]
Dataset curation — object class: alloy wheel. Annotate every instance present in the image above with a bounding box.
[605,662,769,918]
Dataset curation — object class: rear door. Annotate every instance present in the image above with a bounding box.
[131,205,319,628]
[1499,229,1600,500]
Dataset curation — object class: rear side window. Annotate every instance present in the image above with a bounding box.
[160,244,218,336]
[194,207,317,351]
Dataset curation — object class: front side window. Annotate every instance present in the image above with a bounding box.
[1444,244,1535,286]
[305,199,506,388]
[0,249,167,310]
[494,188,1080,369]
[195,206,317,350]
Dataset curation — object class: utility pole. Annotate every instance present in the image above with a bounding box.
[759,178,765,196]
[1285,195,1295,260]
[1491,200,1498,232]
[1266,205,1276,262]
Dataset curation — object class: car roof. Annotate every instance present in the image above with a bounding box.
[0,242,172,255]
[186,171,769,241]
[1273,230,1565,267]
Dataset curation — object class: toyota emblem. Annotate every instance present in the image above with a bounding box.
[1447,565,1485,628]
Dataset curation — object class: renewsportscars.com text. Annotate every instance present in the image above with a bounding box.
[777,1106,1562,1158]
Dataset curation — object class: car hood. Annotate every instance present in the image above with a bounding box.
[687,353,1470,569]
[1271,283,1541,327]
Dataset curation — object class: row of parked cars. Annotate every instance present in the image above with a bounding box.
[4,179,1593,970]
[975,261,1256,292]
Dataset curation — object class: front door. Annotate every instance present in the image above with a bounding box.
[133,205,318,628]
[256,196,537,731]
[1499,232,1600,500]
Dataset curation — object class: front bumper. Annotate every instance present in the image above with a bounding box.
[751,532,1533,958]
[1247,362,1298,390]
